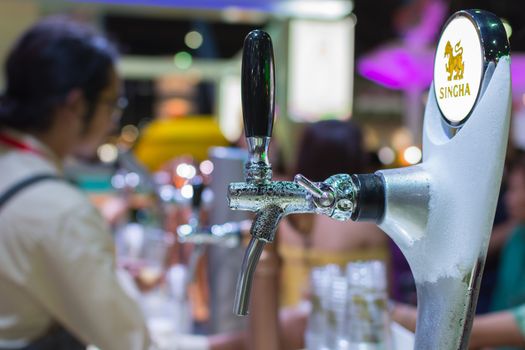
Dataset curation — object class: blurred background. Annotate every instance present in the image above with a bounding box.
[3,0,524,175]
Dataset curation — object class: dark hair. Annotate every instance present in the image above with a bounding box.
[508,150,525,176]
[295,119,367,181]
[0,16,118,132]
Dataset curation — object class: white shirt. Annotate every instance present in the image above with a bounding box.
[0,130,151,350]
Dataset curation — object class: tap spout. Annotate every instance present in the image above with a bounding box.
[234,237,265,316]
[234,204,284,315]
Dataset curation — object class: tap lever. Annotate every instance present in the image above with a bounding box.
[241,30,275,138]
[241,29,275,184]
[294,174,335,208]
[295,173,384,222]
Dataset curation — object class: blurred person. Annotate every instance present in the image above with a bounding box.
[0,16,254,350]
[393,151,525,349]
[279,119,389,308]
[0,17,150,350]
[245,119,389,350]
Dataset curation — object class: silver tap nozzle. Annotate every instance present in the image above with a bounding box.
[234,237,266,315]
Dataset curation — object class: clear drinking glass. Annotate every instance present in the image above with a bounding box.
[115,223,173,289]
[305,264,342,350]
[346,260,392,350]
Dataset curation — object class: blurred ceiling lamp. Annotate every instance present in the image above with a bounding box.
[121,124,140,144]
[125,172,140,187]
[185,31,203,49]
[404,146,422,165]
[181,184,194,199]
[199,160,214,175]
[378,146,396,165]
[173,51,192,70]
[97,143,119,163]
[176,163,197,179]
[272,0,353,20]
[111,173,125,189]
[221,6,268,23]
[76,0,353,21]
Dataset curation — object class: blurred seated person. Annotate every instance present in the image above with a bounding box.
[0,17,151,349]
[393,151,525,350]
[279,119,389,307]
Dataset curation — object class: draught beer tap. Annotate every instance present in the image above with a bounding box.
[230,9,510,349]
[228,29,384,316]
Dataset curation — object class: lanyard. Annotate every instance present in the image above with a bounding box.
[0,132,44,157]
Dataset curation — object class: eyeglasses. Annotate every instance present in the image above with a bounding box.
[99,96,128,122]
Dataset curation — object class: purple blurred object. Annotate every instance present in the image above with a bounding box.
[359,48,525,99]
[403,0,448,47]
[511,54,525,100]
[357,0,445,91]
[357,45,435,90]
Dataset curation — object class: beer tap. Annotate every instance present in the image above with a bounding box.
[229,29,384,316]
[229,9,511,350]
[177,176,250,284]
[177,220,248,248]
[177,175,248,249]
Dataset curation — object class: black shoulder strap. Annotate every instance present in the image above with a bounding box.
[0,174,62,209]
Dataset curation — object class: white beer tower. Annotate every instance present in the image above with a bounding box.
[228,9,511,350]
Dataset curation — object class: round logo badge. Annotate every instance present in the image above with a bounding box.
[434,16,483,125]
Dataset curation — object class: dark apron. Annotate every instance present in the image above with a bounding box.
[0,174,85,350]
[12,325,85,350]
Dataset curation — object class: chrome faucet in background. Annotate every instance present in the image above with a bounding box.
[177,219,249,248]
[177,175,250,248]
[177,176,251,284]
[229,9,511,350]
[113,149,171,227]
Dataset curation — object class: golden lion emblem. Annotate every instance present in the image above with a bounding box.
[444,40,464,81]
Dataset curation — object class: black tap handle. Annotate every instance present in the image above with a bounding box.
[241,30,275,138]
[191,176,205,210]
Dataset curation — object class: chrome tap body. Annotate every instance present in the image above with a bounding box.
[229,30,381,315]
[228,174,373,315]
